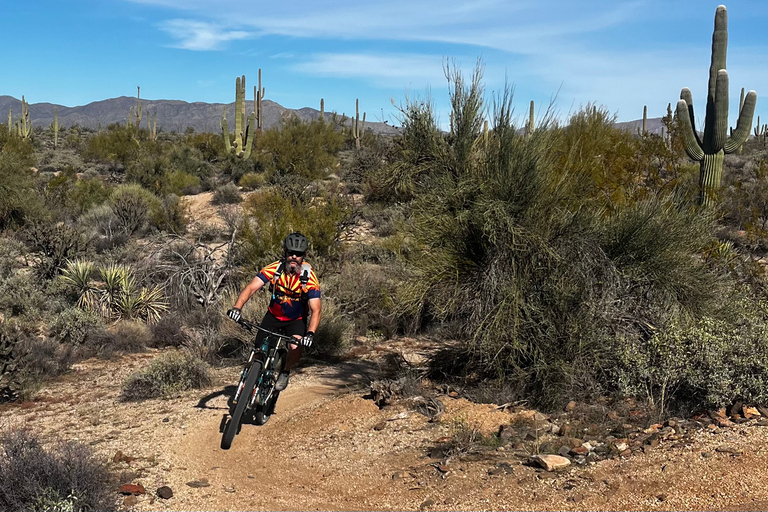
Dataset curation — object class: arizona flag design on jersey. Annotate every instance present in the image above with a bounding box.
[256,260,321,321]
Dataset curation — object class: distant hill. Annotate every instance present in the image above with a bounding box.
[614,117,666,136]
[0,95,400,136]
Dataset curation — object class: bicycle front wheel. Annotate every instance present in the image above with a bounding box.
[221,360,263,450]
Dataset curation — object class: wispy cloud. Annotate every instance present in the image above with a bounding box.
[159,19,252,50]
[132,0,644,54]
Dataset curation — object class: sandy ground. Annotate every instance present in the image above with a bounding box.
[3,345,768,512]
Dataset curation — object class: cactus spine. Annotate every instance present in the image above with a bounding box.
[676,5,756,207]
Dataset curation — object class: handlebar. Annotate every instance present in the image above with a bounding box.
[236,318,301,343]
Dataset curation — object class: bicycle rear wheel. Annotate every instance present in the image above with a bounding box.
[221,360,263,450]
[254,389,279,425]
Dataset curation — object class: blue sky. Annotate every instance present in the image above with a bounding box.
[3,0,768,129]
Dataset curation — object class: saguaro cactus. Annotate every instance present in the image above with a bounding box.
[15,96,31,140]
[526,100,535,137]
[222,75,255,158]
[50,107,59,150]
[676,5,757,207]
[254,68,265,133]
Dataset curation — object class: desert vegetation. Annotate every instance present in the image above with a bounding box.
[3,11,768,501]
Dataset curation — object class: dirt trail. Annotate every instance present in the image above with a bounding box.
[6,349,768,511]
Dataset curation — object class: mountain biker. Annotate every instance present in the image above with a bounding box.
[227,232,321,391]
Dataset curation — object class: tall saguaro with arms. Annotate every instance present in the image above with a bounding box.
[676,4,756,207]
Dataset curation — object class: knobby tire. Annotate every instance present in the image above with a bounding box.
[221,360,263,450]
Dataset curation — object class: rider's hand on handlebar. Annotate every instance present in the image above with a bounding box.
[300,331,314,348]
[227,307,242,322]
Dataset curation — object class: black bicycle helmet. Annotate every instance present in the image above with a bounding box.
[283,232,309,253]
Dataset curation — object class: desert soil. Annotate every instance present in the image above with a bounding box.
[3,337,768,512]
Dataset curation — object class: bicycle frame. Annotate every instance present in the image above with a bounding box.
[234,320,296,408]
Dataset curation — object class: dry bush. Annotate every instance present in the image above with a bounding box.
[121,351,212,400]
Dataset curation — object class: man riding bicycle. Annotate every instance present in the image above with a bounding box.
[227,232,321,391]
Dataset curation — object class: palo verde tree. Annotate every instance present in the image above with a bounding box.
[676,4,756,207]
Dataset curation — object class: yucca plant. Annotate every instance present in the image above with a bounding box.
[99,262,130,318]
[59,259,99,311]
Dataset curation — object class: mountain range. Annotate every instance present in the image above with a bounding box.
[1,94,669,138]
[0,95,400,136]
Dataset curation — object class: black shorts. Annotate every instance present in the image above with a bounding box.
[255,312,306,347]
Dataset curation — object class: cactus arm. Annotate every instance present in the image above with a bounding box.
[676,99,705,161]
[680,88,703,147]
[243,112,255,159]
[712,69,730,152]
[724,89,757,153]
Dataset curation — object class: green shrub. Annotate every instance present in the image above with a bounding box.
[149,193,189,233]
[613,307,768,413]
[126,154,168,194]
[96,321,152,359]
[109,183,161,235]
[255,117,344,180]
[238,172,266,191]
[0,273,48,319]
[166,170,202,195]
[82,124,142,165]
[312,300,351,359]
[69,176,112,215]
[0,150,44,229]
[50,308,103,345]
[149,314,187,348]
[121,351,212,400]
[394,64,761,410]
[238,186,351,261]
[211,183,243,205]
[0,429,114,512]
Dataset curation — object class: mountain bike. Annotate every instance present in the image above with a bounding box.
[220,318,296,450]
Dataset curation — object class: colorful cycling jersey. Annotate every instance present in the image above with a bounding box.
[256,260,321,321]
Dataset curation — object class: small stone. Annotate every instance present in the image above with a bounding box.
[558,445,571,457]
[498,425,515,440]
[162,417,170,423]
[120,484,146,495]
[435,465,450,474]
[420,499,436,510]
[570,446,589,456]
[565,400,576,412]
[113,451,136,464]
[186,479,210,488]
[372,421,387,431]
[559,424,573,437]
[702,452,711,458]
[756,419,768,427]
[657,494,667,502]
[743,406,760,417]
[715,445,743,455]
[156,486,173,499]
[532,454,571,471]
[223,486,236,493]
[123,495,138,507]
[550,424,560,435]
[533,412,548,422]
[497,462,514,474]
[607,411,620,421]
[615,442,628,452]
[392,471,408,480]
[644,434,660,448]
[488,466,505,476]
[620,449,632,457]
[714,416,735,428]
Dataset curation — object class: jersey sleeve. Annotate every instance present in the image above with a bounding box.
[256,261,281,283]
[306,268,321,299]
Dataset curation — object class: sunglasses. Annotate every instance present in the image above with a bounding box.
[286,250,305,258]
